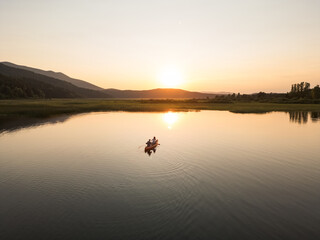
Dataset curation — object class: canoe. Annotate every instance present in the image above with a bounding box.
[145,140,159,152]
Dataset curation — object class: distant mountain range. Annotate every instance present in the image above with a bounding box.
[0,61,223,99]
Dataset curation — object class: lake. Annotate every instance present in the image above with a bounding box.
[0,111,320,240]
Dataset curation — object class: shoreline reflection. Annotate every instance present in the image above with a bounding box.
[0,115,71,134]
[288,111,320,124]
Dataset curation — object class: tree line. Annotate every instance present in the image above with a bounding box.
[288,82,320,99]
[1,73,319,103]
[209,82,320,104]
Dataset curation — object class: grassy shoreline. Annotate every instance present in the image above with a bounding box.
[1,99,320,119]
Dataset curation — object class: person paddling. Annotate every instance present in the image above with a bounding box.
[146,139,152,147]
[152,136,157,144]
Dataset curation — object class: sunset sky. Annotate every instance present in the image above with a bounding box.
[1,0,319,93]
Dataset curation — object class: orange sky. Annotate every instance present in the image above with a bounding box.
[1,0,319,93]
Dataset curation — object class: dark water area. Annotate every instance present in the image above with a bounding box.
[0,111,320,240]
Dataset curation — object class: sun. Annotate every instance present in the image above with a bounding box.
[158,67,183,88]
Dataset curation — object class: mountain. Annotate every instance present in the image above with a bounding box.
[0,62,222,99]
[1,62,102,91]
[0,63,110,98]
[0,74,79,98]
[103,88,218,98]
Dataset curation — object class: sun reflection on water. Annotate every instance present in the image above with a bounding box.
[163,112,179,129]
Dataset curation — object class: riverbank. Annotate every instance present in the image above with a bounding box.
[1,99,320,118]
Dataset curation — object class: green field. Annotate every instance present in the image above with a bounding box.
[1,99,320,119]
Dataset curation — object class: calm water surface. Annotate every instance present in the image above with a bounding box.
[0,111,320,240]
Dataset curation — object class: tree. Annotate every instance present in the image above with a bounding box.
[304,82,310,91]
[312,85,320,99]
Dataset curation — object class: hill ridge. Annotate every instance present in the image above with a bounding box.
[1,62,103,91]
[0,63,110,98]
[1,61,225,99]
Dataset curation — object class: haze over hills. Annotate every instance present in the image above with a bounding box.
[201,91,233,95]
[103,88,217,98]
[0,62,222,99]
[1,62,102,91]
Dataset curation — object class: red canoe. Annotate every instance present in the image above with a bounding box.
[145,140,159,152]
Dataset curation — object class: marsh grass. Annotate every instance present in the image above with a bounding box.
[1,99,320,119]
